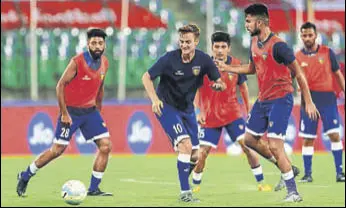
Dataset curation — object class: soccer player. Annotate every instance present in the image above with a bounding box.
[192,31,272,192]
[296,22,345,183]
[17,28,113,197]
[142,24,226,203]
[220,4,319,202]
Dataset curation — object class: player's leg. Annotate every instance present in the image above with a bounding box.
[79,110,113,196]
[298,106,318,183]
[320,105,345,182]
[268,94,302,202]
[155,103,199,202]
[244,100,277,163]
[192,127,222,192]
[17,115,80,197]
[227,119,271,191]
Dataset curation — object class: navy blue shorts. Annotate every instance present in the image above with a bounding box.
[246,93,293,140]
[155,102,199,151]
[54,107,110,145]
[198,118,245,148]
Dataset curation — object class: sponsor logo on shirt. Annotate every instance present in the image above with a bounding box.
[174,70,184,76]
[319,57,325,64]
[192,66,201,76]
[82,75,91,81]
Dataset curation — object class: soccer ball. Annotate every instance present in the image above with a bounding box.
[61,180,87,205]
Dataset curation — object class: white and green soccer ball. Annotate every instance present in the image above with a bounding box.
[61,180,87,205]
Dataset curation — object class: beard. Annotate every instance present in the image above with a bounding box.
[89,49,104,60]
[250,28,261,37]
[304,40,315,50]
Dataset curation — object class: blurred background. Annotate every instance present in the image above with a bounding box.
[1,0,345,103]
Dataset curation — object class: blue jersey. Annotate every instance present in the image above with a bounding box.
[148,49,221,113]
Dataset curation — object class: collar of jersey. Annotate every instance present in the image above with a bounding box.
[257,32,274,47]
[301,44,320,55]
[83,50,101,70]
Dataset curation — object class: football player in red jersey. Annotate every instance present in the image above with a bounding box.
[296,22,345,183]
[220,4,319,202]
[17,28,113,197]
[192,31,272,192]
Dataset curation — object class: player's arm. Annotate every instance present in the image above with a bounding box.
[218,62,256,74]
[56,59,77,125]
[142,72,163,116]
[288,60,319,120]
[239,82,250,115]
[329,48,345,93]
[96,81,104,111]
[194,89,206,125]
[334,70,345,93]
[206,57,227,91]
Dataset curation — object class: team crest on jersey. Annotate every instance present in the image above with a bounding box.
[228,72,235,80]
[192,66,201,76]
[269,121,274,127]
[100,72,105,80]
[318,57,324,64]
[238,124,244,130]
[262,52,268,60]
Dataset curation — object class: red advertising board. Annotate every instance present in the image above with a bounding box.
[1,104,344,156]
[1,1,166,30]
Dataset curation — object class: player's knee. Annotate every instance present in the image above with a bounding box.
[99,142,112,154]
[328,133,340,142]
[199,147,209,161]
[268,143,280,155]
[303,139,314,146]
[178,138,192,154]
[50,144,66,158]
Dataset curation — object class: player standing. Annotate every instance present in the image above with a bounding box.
[296,22,345,183]
[220,4,319,202]
[17,28,113,197]
[142,24,226,202]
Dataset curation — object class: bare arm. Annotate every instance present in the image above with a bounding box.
[142,72,163,116]
[288,60,320,120]
[334,70,345,93]
[217,61,256,75]
[239,82,250,115]
[96,81,104,111]
[56,60,77,116]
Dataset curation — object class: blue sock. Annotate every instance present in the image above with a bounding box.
[251,165,264,183]
[21,163,39,182]
[282,170,297,194]
[302,146,313,176]
[88,171,103,192]
[331,142,344,174]
[177,154,191,192]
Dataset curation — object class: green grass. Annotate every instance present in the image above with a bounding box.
[1,154,345,207]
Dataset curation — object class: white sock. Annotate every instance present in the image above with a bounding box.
[92,171,104,179]
[29,162,39,174]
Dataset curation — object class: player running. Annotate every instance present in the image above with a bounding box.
[296,22,345,183]
[17,28,113,197]
[220,4,319,202]
[142,23,226,203]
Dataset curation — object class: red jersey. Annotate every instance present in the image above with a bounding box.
[64,52,108,108]
[198,56,244,128]
[251,35,294,101]
[296,45,337,93]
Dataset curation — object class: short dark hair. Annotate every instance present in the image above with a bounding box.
[300,22,317,33]
[87,28,107,40]
[178,24,200,39]
[244,3,269,24]
[211,31,231,46]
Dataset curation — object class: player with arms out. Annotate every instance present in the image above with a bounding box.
[220,4,319,202]
[192,31,272,192]
[142,24,226,203]
[296,22,345,183]
[17,28,113,197]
